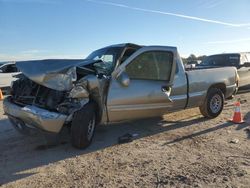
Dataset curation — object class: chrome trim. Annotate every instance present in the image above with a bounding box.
[109,103,172,112]
[170,94,187,101]
[3,98,67,133]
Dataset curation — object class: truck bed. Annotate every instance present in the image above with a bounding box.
[186,67,237,108]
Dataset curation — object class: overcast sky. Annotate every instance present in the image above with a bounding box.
[0,0,250,61]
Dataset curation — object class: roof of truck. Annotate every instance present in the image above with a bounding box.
[105,43,177,51]
[106,43,142,48]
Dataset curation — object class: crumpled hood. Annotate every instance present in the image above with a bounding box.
[16,59,95,91]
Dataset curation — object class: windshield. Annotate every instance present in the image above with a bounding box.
[86,47,123,74]
[200,54,240,67]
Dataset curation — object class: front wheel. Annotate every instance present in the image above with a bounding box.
[71,102,97,149]
[199,88,224,118]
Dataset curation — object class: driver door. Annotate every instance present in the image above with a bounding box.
[107,46,177,122]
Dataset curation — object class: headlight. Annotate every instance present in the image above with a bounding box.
[69,85,89,98]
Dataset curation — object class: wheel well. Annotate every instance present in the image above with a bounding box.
[208,83,226,96]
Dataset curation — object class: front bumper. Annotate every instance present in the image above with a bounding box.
[3,97,67,133]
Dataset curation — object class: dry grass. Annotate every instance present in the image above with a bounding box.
[0,91,250,187]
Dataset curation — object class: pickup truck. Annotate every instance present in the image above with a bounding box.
[196,53,250,88]
[0,62,20,92]
[3,43,238,149]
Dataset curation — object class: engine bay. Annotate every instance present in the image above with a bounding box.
[11,77,66,111]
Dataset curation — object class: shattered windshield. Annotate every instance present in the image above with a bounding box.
[200,54,240,67]
[86,47,123,75]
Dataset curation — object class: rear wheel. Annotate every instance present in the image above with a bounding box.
[199,88,224,118]
[71,102,96,149]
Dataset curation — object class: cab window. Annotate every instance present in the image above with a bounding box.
[126,51,173,81]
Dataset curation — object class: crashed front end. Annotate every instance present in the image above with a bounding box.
[3,59,108,133]
[3,99,68,133]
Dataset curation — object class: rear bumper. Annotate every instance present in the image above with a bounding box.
[3,97,67,133]
[226,84,237,98]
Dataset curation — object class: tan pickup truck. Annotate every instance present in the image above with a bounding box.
[3,44,238,149]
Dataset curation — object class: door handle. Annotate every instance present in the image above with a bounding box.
[161,86,171,92]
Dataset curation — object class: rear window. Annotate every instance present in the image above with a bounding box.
[126,51,173,81]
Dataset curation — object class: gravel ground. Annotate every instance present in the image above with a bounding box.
[0,91,250,188]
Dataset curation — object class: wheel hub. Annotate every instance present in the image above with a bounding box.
[87,115,95,141]
[210,94,222,113]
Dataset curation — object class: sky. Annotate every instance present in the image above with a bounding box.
[0,0,250,61]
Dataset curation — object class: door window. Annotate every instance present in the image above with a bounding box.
[1,64,18,73]
[126,51,173,81]
[10,64,18,72]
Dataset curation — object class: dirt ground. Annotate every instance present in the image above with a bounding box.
[0,90,250,188]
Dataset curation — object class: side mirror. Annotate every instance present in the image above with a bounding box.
[117,71,130,87]
[243,62,250,67]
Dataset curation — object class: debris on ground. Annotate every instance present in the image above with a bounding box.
[118,133,139,144]
[230,138,240,144]
[244,128,250,133]
[118,133,134,144]
[240,99,247,104]
[244,128,250,137]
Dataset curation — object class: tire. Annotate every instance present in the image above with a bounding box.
[71,102,97,149]
[199,88,224,118]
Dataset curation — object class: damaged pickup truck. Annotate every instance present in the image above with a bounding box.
[3,43,238,149]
